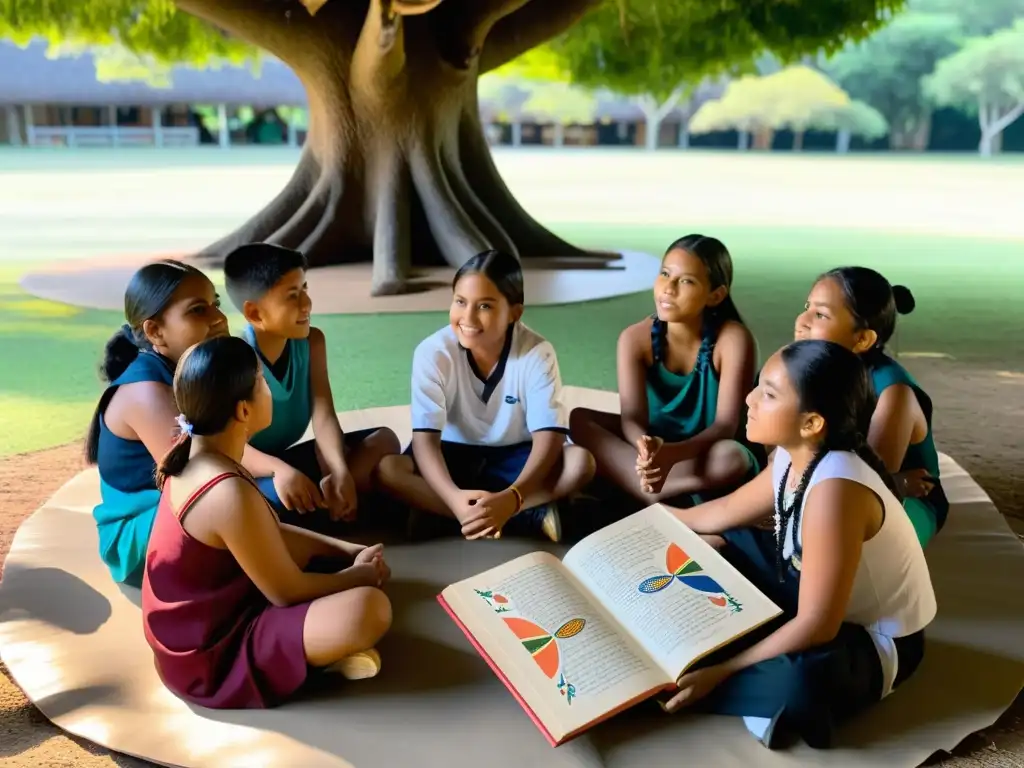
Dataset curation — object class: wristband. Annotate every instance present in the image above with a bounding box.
[509,485,524,514]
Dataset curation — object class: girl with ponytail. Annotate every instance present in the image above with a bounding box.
[661,340,936,751]
[85,259,228,586]
[570,234,762,508]
[795,266,947,546]
[142,336,391,710]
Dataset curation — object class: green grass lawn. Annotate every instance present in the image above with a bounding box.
[2,222,1022,457]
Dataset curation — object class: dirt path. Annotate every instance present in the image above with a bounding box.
[1,358,1022,766]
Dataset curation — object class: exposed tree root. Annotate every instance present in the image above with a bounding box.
[408,139,490,269]
[370,152,413,295]
[457,97,589,258]
[195,149,319,263]
[175,0,619,295]
[297,174,346,265]
[267,170,335,250]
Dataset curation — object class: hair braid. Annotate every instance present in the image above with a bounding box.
[852,436,902,501]
[774,447,827,581]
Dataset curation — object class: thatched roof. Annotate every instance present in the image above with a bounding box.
[0,39,306,106]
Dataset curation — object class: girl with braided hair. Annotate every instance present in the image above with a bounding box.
[661,340,936,751]
[795,266,946,546]
[569,234,763,510]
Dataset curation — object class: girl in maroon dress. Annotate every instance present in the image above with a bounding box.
[141,336,392,709]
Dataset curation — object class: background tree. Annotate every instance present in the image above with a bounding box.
[826,10,963,150]
[520,81,597,145]
[2,0,905,295]
[913,0,1024,36]
[923,21,1024,156]
[689,66,851,150]
[819,100,890,152]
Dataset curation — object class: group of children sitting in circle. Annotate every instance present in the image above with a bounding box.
[86,235,943,750]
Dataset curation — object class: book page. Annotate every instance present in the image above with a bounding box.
[442,551,670,741]
[562,505,782,679]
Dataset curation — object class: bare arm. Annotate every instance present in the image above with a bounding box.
[512,430,566,498]
[410,342,459,502]
[114,381,180,463]
[661,321,756,465]
[240,444,289,478]
[307,327,348,477]
[718,480,873,675]
[411,431,460,505]
[211,479,370,607]
[279,523,363,566]
[671,464,775,534]
[617,322,652,448]
[868,384,917,474]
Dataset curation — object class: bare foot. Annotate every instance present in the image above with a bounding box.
[325,647,381,680]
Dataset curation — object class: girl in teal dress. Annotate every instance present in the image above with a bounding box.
[570,234,762,508]
[85,260,229,585]
[794,266,947,546]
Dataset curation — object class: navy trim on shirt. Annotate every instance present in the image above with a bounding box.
[462,324,515,405]
[534,426,570,435]
[412,427,442,433]
[258,340,291,382]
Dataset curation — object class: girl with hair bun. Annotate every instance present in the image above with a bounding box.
[85,259,228,586]
[795,266,946,545]
[662,340,936,751]
[142,336,391,710]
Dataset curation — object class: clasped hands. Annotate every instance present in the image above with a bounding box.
[349,543,391,588]
[635,435,672,494]
[452,488,521,540]
[273,462,358,522]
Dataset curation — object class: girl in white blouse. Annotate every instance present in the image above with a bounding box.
[663,339,936,750]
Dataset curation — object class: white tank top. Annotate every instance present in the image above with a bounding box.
[772,447,937,696]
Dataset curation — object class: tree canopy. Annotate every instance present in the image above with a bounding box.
[826,10,963,148]
[690,66,850,134]
[2,0,906,90]
[923,20,1024,154]
[0,0,253,66]
[547,0,905,102]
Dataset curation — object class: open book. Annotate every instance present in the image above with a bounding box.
[438,504,782,746]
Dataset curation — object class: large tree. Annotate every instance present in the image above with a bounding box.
[923,21,1024,156]
[690,66,854,150]
[826,11,963,150]
[4,0,904,294]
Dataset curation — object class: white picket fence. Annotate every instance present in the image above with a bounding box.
[27,125,200,148]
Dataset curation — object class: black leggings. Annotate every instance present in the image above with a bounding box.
[692,527,925,749]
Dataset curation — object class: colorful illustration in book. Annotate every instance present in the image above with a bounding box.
[503,616,584,704]
[637,543,743,613]
[474,588,584,705]
[474,588,511,613]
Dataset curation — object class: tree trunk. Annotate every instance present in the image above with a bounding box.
[911,110,932,151]
[644,117,661,150]
[977,99,1024,158]
[677,120,689,148]
[635,86,688,153]
[792,130,804,151]
[174,0,603,296]
[835,129,851,154]
[752,127,774,150]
